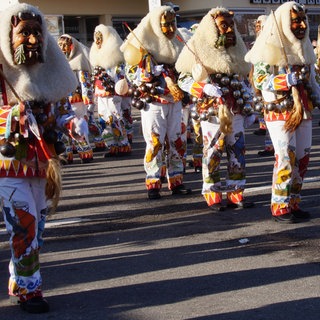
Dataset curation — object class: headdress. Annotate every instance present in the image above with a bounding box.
[245,1,315,67]
[58,34,92,72]
[120,5,183,65]
[0,2,77,104]
[175,7,250,76]
[89,24,124,69]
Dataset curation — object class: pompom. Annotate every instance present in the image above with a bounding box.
[115,78,129,95]
[192,63,208,82]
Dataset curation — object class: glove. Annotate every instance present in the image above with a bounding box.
[153,64,164,76]
[203,83,222,98]
[286,72,297,86]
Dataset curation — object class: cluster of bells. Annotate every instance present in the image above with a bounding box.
[92,66,115,94]
[129,82,160,110]
[0,103,65,158]
[189,73,254,121]
[254,66,320,112]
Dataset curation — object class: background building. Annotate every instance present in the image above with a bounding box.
[24,0,320,47]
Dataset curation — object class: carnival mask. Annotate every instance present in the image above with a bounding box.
[94,31,103,49]
[160,10,177,40]
[290,4,307,40]
[11,11,44,65]
[58,36,73,59]
[212,11,236,49]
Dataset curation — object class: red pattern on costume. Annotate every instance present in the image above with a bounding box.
[191,82,205,98]
[271,203,290,216]
[78,148,94,160]
[12,209,36,259]
[273,74,288,90]
[264,110,291,122]
[167,173,183,190]
[93,79,113,97]
[146,178,162,190]
[0,106,11,136]
[204,192,222,206]
[299,153,310,179]
[174,137,185,157]
[227,189,244,204]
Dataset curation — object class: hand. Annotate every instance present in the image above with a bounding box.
[153,64,164,76]
[286,72,297,87]
[203,83,222,98]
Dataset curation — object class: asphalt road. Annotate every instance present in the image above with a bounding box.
[0,109,319,319]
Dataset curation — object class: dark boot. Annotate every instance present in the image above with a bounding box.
[20,297,50,314]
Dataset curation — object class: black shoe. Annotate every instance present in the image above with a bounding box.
[104,152,117,158]
[81,158,93,164]
[258,149,274,157]
[93,146,106,152]
[195,166,202,173]
[148,189,161,200]
[171,184,192,195]
[20,297,50,314]
[254,128,266,136]
[292,209,310,219]
[160,176,166,183]
[209,203,225,212]
[273,213,298,223]
[227,201,254,209]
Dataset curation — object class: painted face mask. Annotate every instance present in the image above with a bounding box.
[58,36,73,59]
[212,10,236,49]
[290,4,307,40]
[160,10,177,40]
[94,31,103,49]
[11,11,44,65]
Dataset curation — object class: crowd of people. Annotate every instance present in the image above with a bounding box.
[0,0,319,314]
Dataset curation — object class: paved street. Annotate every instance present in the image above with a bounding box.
[0,109,319,319]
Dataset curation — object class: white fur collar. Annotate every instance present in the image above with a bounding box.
[175,7,250,76]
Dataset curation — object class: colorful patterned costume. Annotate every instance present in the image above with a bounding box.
[0,2,77,312]
[121,5,191,198]
[57,34,96,164]
[176,7,254,210]
[245,2,320,221]
[90,24,131,157]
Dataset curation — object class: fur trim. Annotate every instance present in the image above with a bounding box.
[120,5,184,65]
[89,24,124,69]
[175,7,250,76]
[0,3,77,104]
[0,0,19,11]
[245,1,316,67]
[59,34,92,72]
[257,15,267,26]
[177,27,193,42]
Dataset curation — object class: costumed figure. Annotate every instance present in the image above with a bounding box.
[176,7,255,212]
[185,23,203,173]
[176,27,195,172]
[0,1,77,313]
[251,15,275,157]
[252,15,268,136]
[120,5,192,199]
[245,2,320,223]
[57,34,98,164]
[89,24,131,157]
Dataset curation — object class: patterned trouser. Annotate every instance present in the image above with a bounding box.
[0,177,47,301]
[201,114,247,206]
[266,119,312,216]
[141,101,185,190]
